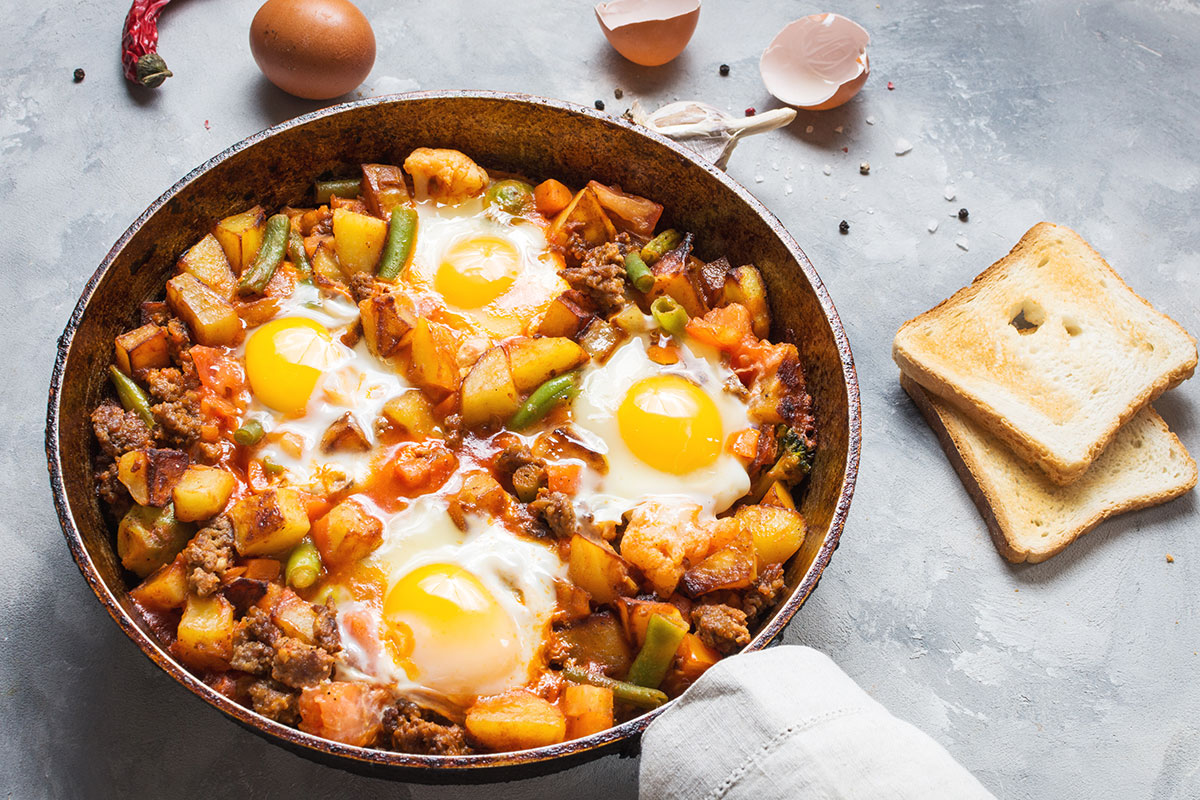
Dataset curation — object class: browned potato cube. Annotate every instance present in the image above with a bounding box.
[332,208,388,275]
[567,534,635,605]
[228,488,311,557]
[504,336,588,392]
[311,499,383,568]
[563,683,614,740]
[736,504,806,565]
[648,249,709,318]
[212,206,266,274]
[130,555,188,610]
[380,390,442,439]
[465,691,566,751]
[166,273,241,346]
[114,324,170,377]
[681,524,757,596]
[178,233,237,299]
[143,449,189,506]
[758,480,797,511]
[460,345,520,427]
[361,163,412,220]
[617,598,688,648]
[698,256,731,308]
[547,187,616,253]
[557,612,633,677]
[174,594,235,670]
[311,240,343,283]
[358,293,413,358]
[408,318,461,397]
[537,291,594,338]
[117,450,151,506]
[117,504,190,578]
[172,465,236,522]
[272,588,320,644]
[724,265,771,339]
[319,412,370,453]
[578,318,625,363]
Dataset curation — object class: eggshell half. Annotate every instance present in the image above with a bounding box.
[595,0,701,67]
[760,13,870,110]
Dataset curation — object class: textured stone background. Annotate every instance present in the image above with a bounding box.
[4,1,1199,797]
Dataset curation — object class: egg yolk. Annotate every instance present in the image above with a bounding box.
[617,374,724,474]
[383,563,522,695]
[244,317,339,414]
[435,235,521,309]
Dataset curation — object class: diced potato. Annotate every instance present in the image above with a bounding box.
[319,412,370,452]
[166,273,241,346]
[568,534,635,606]
[736,504,806,565]
[465,691,567,751]
[408,318,462,397]
[617,598,688,648]
[681,522,757,596]
[178,233,237,299]
[311,499,383,568]
[759,480,797,511]
[298,682,391,747]
[724,265,771,339]
[272,587,320,644]
[118,504,190,577]
[531,427,609,474]
[697,256,731,309]
[311,240,343,283]
[174,593,235,670]
[648,251,709,318]
[172,465,236,522]
[586,181,663,239]
[228,488,312,557]
[117,450,151,506]
[558,612,633,677]
[533,178,573,216]
[119,449,188,507]
[114,323,170,377]
[538,291,594,338]
[130,555,188,610]
[578,318,625,363]
[358,293,413,358]
[380,390,443,439]
[504,336,589,392]
[452,470,513,518]
[360,163,412,220]
[460,345,520,427]
[563,684,614,740]
[332,208,388,275]
[554,579,592,624]
[212,206,266,274]
[547,187,616,252]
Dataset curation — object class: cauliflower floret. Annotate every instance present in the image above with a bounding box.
[403,148,489,205]
[618,501,714,597]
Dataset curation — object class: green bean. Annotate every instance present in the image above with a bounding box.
[287,227,313,280]
[315,178,362,204]
[508,372,580,431]
[109,366,156,428]
[376,207,418,282]
[285,540,323,589]
[262,458,285,476]
[233,419,264,446]
[562,666,668,709]
[640,229,682,265]
[651,296,689,337]
[485,179,535,215]
[238,213,290,294]
[626,614,687,689]
[623,251,654,293]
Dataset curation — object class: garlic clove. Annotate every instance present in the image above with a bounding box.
[631,100,796,168]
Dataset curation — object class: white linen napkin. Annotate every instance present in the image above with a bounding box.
[639,645,994,799]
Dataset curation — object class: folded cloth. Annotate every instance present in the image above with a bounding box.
[639,645,994,799]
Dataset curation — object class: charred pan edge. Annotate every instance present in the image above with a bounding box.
[45,90,860,782]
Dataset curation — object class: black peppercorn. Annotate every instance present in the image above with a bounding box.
[614,88,623,100]
[595,100,606,110]
[73,68,85,83]
[958,207,969,221]
[719,64,730,76]
[839,220,850,234]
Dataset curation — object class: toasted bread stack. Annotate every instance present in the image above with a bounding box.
[894,222,1198,563]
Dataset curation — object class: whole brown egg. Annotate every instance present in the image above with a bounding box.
[249,0,376,100]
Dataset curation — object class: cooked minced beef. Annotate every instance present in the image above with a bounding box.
[741,563,785,620]
[271,638,335,689]
[530,489,579,540]
[560,238,629,315]
[91,401,155,459]
[383,701,473,756]
[247,679,300,725]
[692,603,751,655]
[182,516,235,597]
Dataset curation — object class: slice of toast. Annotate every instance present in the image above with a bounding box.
[901,373,1196,563]
[894,222,1196,485]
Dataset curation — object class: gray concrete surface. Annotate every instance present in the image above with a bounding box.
[3,0,1198,797]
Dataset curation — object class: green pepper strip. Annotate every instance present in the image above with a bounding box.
[376,207,418,282]
[285,540,322,590]
[641,229,682,265]
[109,366,156,427]
[287,227,313,280]
[315,178,362,204]
[651,296,689,337]
[562,666,668,709]
[233,419,264,446]
[238,214,290,294]
[624,251,654,293]
[508,372,580,431]
[626,614,688,689]
[262,458,285,476]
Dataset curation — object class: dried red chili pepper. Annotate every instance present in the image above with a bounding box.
[122,0,174,88]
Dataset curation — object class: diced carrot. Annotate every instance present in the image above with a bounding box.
[646,344,679,365]
[546,463,582,495]
[534,179,573,216]
[299,491,332,521]
[563,684,614,740]
[243,558,282,581]
[727,428,760,459]
[246,460,269,492]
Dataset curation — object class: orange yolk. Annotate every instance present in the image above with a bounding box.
[244,317,339,413]
[617,374,723,474]
[434,235,521,309]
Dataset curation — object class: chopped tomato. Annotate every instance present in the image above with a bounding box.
[191,345,245,401]
[298,491,332,521]
[546,463,582,495]
[298,681,391,748]
[685,304,754,352]
[391,442,458,493]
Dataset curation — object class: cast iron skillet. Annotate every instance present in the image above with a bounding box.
[45,91,860,783]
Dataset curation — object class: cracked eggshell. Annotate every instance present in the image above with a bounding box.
[595,0,700,67]
[760,13,870,111]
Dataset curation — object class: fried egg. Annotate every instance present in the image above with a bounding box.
[570,334,754,523]
[332,495,564,699]
[402,197,567,339]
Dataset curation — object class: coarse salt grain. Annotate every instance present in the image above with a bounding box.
[895,138,913,155]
